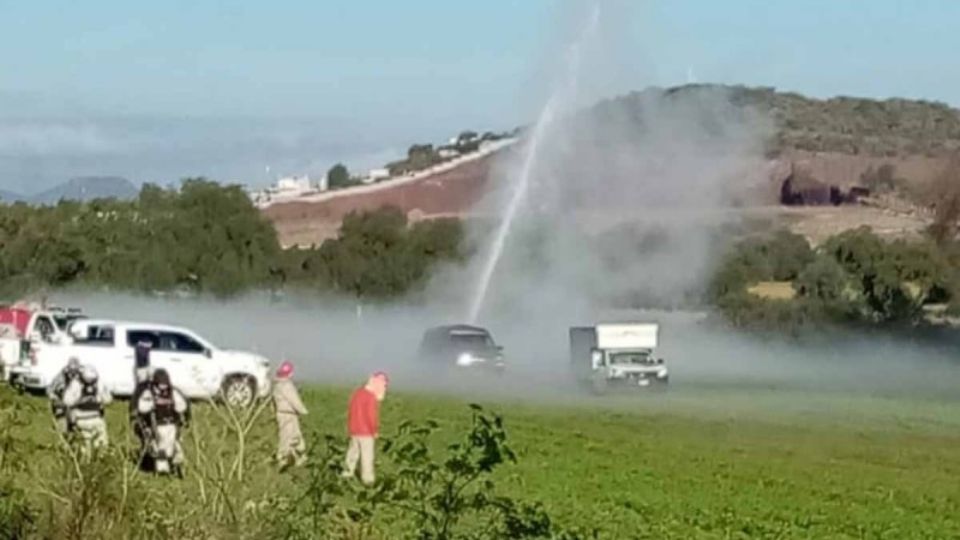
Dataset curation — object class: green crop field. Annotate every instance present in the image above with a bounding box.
[1,384,959,539]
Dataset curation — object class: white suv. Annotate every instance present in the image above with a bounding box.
[15,319,272,406]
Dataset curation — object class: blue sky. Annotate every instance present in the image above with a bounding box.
[2,0,959,192]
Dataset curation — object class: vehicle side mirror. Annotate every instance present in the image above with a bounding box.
[590,349,603,370]
[204,348,212,359]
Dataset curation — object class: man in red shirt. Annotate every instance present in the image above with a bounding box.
[343,371,388,485]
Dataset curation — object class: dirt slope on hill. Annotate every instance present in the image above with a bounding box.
[263,153,497,247]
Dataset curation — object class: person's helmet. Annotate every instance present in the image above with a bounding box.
[80,365,98,383]
[152,368,171,387]
[276,360,294,379]
[66,357,81,371]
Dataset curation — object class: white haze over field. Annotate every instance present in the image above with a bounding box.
[47,292,960,420]
[33,1,960,420]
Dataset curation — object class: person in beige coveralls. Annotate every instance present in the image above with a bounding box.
[273,361,308,468]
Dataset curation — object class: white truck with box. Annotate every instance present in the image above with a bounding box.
[12,319,272,406]
[569,323,668,393]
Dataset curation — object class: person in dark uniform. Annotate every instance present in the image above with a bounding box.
[48,357,83,435]
[134,338,152,384]
[131,337,154,468]
[136,369,190,475]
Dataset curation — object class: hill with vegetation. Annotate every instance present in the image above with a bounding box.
[264,85,960,247]
[594,84,960,158]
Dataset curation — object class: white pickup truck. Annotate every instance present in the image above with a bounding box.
[13,319,272,406]
[0,306,86,381]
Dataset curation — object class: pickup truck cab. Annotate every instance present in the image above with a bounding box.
[14,319,271,406]
[0,306,85,381]
[418,324,505,371]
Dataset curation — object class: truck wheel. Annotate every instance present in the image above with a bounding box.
[221,376,255,407]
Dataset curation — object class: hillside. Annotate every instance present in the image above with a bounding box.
[263,151,503,247]
[263,85,960,247]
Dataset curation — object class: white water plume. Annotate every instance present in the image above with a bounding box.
[466,3,601,323]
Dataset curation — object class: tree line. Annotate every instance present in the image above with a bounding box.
[709,228,959,333]
[5,176,958,336]
[0,180,464,300]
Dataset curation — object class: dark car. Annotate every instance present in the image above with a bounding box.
[418,325,505,370]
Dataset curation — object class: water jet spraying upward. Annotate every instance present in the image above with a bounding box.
[466,3,601,323]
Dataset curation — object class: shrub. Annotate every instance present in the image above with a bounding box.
[0,389,35,538]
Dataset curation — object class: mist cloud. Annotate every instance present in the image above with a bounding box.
[0,117,413,195]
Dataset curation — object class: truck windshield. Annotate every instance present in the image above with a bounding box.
[449,333,494,349]
[609,352,652,365]
[74,325,115,346]
[53,315,85,331]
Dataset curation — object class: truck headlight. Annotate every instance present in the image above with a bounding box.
[456,353,474,366]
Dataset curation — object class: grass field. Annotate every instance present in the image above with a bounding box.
[2,383,959,539]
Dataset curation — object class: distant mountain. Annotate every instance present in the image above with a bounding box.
[0,176,139,205]
[30,176,138,204]
[0,189,25,203]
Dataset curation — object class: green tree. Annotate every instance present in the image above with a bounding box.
[795,254,850,303]
[820,228,945,323]
[767,230,815,281]
[305,207,464,299]
[326,163,351,189]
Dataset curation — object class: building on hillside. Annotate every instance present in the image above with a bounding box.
[365,168,390,183]
[247,174,317,207]
[438,147,460,159]
[276,175,311,193]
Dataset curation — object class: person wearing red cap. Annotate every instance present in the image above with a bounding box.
[343,371,388,485]
[272,360,308,468]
